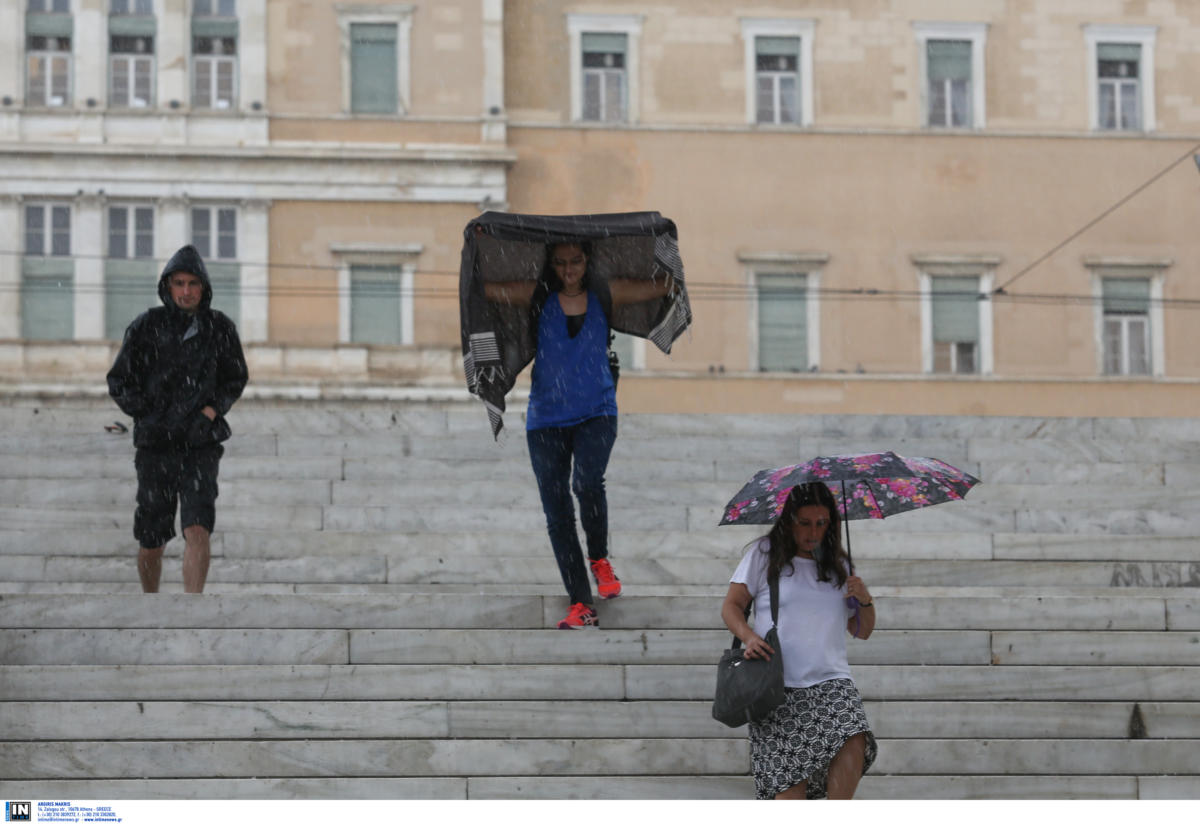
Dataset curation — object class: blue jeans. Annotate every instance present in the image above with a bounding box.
[527,415,618,605]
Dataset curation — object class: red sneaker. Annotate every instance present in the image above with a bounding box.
[557,602,599,629]
[590,558,622,600]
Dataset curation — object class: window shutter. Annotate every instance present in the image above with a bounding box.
[105,259,157,339]
[351,265,402,344]
[581,32,627,55]
[758,273,808,371]
[21,258,74,341]
[1097,43,1141,62]
[26,13,74,38]
[350,23,399,114]
[756,36,799,58]
[191,18,239,39]
[931,276,979,343]
[206,261,241,327]
[928,40,971,81]
[109,16,157,37]
[1102,278,1150,313]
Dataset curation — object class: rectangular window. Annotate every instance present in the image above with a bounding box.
[757,273,808,372]
[581,32,627,122]
[25,203,71,257]
[110,35,155,108]
[23,204,74,340]
[350,23,399,114]
[192,206,239,325]
[755,37,800,125]
[29,0,70,12]
[192,206,237,261]
[1097,43,1141,131]
[193,0,237,17]
[106,205,156,339]
[927,39,972,127]
[111,0,153,13]
[26,36,72,107]
[193,37,237,109]
[931,276,980,374]
[350,265,403,344]
[108,205,154,261]
[1102,278,1151,375]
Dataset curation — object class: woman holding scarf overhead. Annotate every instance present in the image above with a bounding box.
[721,481,878,799]
[485,241,672,629]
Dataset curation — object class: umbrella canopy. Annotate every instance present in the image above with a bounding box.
[719,451,980,526]
[459,211,691,437]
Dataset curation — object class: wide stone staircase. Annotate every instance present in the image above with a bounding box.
[1,394,1198,799]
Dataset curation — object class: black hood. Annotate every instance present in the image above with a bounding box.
[158,244,213,312]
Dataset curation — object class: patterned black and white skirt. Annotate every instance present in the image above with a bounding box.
[747,677,877,799]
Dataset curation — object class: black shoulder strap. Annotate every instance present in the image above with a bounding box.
[733,573,780,649]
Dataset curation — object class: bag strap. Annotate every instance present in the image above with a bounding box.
[731,572,779,650]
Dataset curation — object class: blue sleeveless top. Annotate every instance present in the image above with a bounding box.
[526,291,618,430]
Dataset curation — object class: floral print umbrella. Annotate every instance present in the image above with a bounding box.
[719,451,980,526]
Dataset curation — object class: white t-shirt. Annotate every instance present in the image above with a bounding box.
[730,537,856,688]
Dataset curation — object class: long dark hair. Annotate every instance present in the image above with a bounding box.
[761,482,850,587]
[541,240,594,293]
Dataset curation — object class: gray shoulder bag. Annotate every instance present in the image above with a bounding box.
[712,574,785,728]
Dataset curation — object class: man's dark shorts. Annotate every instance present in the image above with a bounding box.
[134,445,223,548]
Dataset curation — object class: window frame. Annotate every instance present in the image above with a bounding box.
[24,202,72,258]
[741,18,814,127]
[741,252,825,373]
[190,204,238,262]
[109,48,155,109]
[29,0,71,13]
[1087,259,1168,378]
[337,5,414,116]
[105,202,157,340]
[914,255,998,376]
[913,22,987,130]
[22,201,74,341]
[1084,25,1156,133]
[192,44,238,111]
[580,31,628,123]
[110,0,153,14]
[107,203,155,261]
[26,38,73,108]
[568,14,642,124]
[331,243,422,346]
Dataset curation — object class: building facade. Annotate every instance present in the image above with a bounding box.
[3,0,1199,415]
[1,0,508,378]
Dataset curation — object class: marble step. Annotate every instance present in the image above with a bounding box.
[5,528,1197,565]
[3,451,1181,492]
[0,476,1193,518]
[5,551,1197,590]
[0,738,749,781]
[11,420,1200,466]
[5,700,1197,741]
[0,628,988,666]
[991,631,1200,665]
[0,593,1188,632]
[11,403,1200,441]
[0,527,997,561]
[5,774,1191,801]
[631,664,1200,701]
[4,664,1198,701]
[3,738,1197,782]
[0,776,750,801]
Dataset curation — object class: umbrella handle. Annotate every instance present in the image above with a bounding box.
[841,479,854,574]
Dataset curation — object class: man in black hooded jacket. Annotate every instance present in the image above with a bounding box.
[107,244,248,593]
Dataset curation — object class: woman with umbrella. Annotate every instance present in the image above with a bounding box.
[721,481,878,799]
[484,240,674,629]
